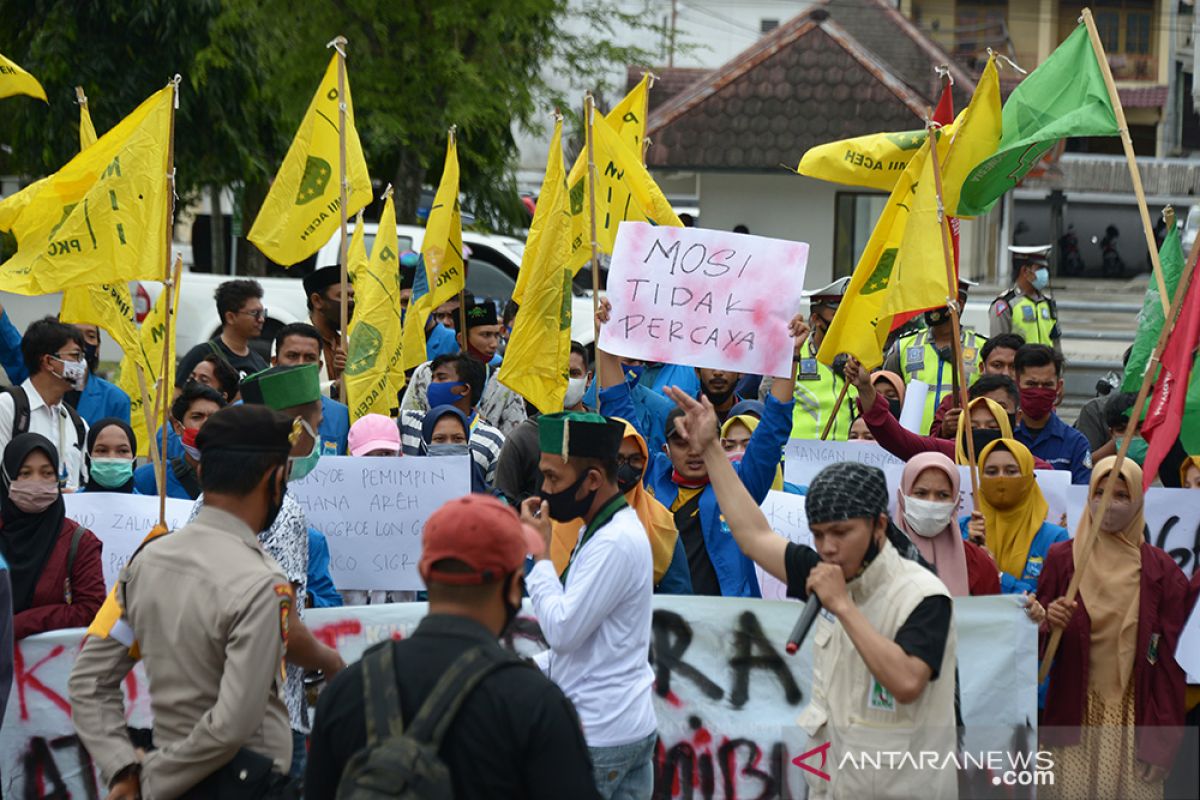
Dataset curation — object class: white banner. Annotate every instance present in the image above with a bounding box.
[287,455,472,591]
[599,222,809,379]
[1,596,1036,799]
[62,494,196,589]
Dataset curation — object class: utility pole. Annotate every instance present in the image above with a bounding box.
[670,0,678,67]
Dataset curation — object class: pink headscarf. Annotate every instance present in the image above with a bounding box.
[896,452,970,596]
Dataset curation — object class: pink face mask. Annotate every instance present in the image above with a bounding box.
[8,479,59,514]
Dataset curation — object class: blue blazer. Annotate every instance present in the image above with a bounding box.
[319,396,350,455]
[77,374,131,427]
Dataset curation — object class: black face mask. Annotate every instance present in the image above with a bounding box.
[971,427,1003,455]
[887,398,902,419]
[616,462,642,494]
[925,307,950,327]
[262,468,288,532]
[542,469,598,522]
[83,343,100,374]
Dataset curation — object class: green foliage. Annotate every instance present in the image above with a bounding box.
[0,0,658,245]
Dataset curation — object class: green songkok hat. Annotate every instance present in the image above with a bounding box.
[240,363,321,410]
[537,411,625,461]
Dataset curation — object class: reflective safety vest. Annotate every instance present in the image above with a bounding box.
[994,289,1060,348]
[894,327,985,434]
[791,342,855,441]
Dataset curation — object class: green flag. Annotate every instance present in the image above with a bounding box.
[1122,223,1186,393]
[957,25,1118,216]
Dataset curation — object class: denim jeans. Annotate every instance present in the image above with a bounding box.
[589,732,657,800]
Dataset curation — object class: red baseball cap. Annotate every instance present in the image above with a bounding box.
[420,494,545,585]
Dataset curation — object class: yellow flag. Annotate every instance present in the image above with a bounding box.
[401,132,464,371]
[60,282,139,356]
[566,74,650,187]
[248,52,372,266]
[0,52,47,102]
[115,277,180,458]
[345,191,405,420]
[879,57,1002,319]
[347,210,368,282]
[0,83,174,295]
[79,90,98,149]
[797,128,928,192]
[498,119,572,413]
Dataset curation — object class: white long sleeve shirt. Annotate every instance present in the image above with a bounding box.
[526,504,657,748]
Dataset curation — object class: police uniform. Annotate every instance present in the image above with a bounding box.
[791,278,855,441]
[68,406,297,798]
[990,245,1062,354]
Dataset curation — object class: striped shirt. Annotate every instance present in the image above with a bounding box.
[397,410,505,487]
[400,360,528,436]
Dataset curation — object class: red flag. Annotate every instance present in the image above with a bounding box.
[1141,261,1200,488]
[891,77,959,333]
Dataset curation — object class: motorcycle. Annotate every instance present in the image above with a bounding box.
[1093,224,1125,278]
[1058,226,1084,276]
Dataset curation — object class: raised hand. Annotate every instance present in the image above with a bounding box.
[664,387,720,453]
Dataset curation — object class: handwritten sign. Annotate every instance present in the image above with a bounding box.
[63,493,195,589]
[1179,601,1200,684]
[288,455,472,591]
[599,222,808,378]
[783,439,905,487]
[758,490,811,600]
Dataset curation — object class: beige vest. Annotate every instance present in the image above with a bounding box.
[797,541,958,799]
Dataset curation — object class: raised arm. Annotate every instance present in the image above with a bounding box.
[664,387,788,582]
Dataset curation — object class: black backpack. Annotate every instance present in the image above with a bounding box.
[3,384,86,446]
[335,641,521,799]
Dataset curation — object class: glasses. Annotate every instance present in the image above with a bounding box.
[239,308,268,321]
[54,351,85,362]
[616,454,645,471]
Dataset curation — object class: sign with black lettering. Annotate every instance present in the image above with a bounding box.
[599,222,808,378]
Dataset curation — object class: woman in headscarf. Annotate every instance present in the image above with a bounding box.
[0,434,106,639]
[871,369,906,419]
[963,438,1069,595]
[1182,455,1200,489]
[1038,456,1188,799]
[83,418,138,494]
[550,418,691,593]
[896,453,999,596]
[420,405,491,494]
[721,414,785,491]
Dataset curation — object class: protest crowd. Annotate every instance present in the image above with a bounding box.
[1,13,1199,800]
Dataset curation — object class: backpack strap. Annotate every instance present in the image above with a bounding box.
[3,385,30,439]
[63,402,86,455]
[63,523,85,605]
[361,640,403,747]
[406,646,520,747]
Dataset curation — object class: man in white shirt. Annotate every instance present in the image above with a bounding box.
[0,317,88,489]
[521,411,656,800]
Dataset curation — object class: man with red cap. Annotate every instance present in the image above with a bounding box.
[305,494,599,800]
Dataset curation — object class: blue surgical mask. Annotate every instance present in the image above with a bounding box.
[1032,267,1050,291]
[621,364,645,386]
[289,419,321,482]
[428,381,466,408]
[427,443,470,457]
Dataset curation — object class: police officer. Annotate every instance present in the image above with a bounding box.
[69,404,304,799]
[784,277,855,441]
[884,278,987,434]
[991,245,1062,355]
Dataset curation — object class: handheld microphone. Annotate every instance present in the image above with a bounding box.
[785,593,823,655]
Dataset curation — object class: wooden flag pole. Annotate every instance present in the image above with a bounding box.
[584,93,602,344]
[640,71,655,166]
[927,115,981,505]
[158,256,182,526]
[134,364,160,472]
[1039,238,1200,682]
[1082,8,1169,314]
[820,382,849,440]
[330,36,351,355]
[157,77,181,527]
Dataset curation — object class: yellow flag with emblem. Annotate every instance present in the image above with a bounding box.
[498,118,573,414]
[118,278,180,457]
[345,190,405,420]
[401,131,464,371]
[0,82,174,294]
[248,52,372,266]
[0,52,47,102]
[797,128,927,192]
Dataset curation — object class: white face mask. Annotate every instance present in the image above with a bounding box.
[563,377,587,409]
[55,357,88,391]
[901,495,957,538]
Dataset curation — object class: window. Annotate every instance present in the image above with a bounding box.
[1059,1,1156,80]
[1126,13,1150,54]
[954,0,1008,67]
[833,193,888,279]
[760,18,779,33]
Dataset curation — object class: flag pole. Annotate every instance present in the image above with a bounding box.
[330,36,351,356]
[927,115,981,505]
[157,77,181,527]
[157,255,182,526]
[640,72,655,165]
[820,382,849,440]
[585,93,603,344]
[1039,241,1200,682]
[1081,8,1169,314]
[134,365,159,472]
[447,126,467,344]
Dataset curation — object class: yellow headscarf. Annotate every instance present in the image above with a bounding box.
[1077,456,1144,702]
[550,419,679,584]
[954,396,1014,465]
[977,438,1047,578]
[720,415,784,491]
[1180,455,1200,486]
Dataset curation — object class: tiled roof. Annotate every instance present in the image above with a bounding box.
[626,66,710,114]
[644,0,977,171]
